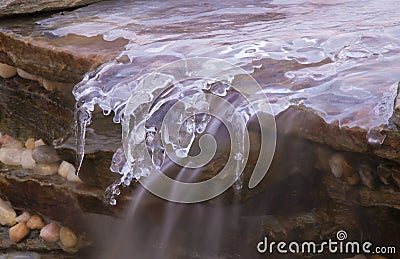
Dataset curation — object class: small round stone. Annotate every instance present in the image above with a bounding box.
[9,222,30,242]
[328,153,344,178]
[15,211,31,223]
[0,197,16,226]
[0,147,24,166]
[21,149,36,170]
[58,161,75,178]
[59,226,78,248]
[0,63,17,79]
[40,222,60,242]
[34,139,46,148]
[26,215,45,230]
[34,163,60,176]
[32,145,60,164]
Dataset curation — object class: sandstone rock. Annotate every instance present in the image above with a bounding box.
[9,222,30,242]
[25,138,35,150]
[21,149,36,169]
[0,63,16,79]
[26,215,45,230]
[34,162,59,175]
[40,222,60,243]
[15,211,31,223]
[0,0,103,17]
[0,198,16,226]
[59,226,78,248]
[58,160,75,178]
[42,79,73,92]
[0,147,23,165]
[32,145,60,164]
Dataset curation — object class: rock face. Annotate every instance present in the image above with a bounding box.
[0,0,102,17]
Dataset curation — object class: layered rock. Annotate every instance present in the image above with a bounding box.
[0,0,102,17]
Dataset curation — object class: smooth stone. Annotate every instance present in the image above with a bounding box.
[26,215,45,230]
[0,63,17,79]
[377,164,392,185]
[328,153,344,178]
[15,211,31,223]
[58,161,75,178]
[67,171,82,183]
[17,68,39,82]
[0,198,16,226]
[59,226,78,248]
[25,138,35,150]
[42,79,74,92]
[2,138,24,148]
[0,147,23,166]
[21,149,36,170]
[40,222,60,243]
[34,139,46,148]
[32,145,60,164]
[9,222,30,242]
[34,163,59,176]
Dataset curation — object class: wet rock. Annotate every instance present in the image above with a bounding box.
[342,160,359,186]
[9,222,30,242]
[26,215,45,230]
[40,222,60,243]
[25,138,35,150]
[59,226,78,249]
[358,164,375,189]
[0,0,103,17]
[0,147,23,165]
[58,161,75,178]
[32,145,60,164]
[34,162,59,175]
[0,63,16,79]
[392,165,400,188]
[377,164,392,185]
[328,153,344,178]
[15,211,31,223]
[0,198,16,226]
[21,149,36,169]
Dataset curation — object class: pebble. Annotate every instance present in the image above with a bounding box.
[377,164,392,185]
[328,153,344,178]
[15,211,31,223]
[9,222,30,242]
[25,138,36,150]
[42,79,73,92]
[34,139,46,148]
[21,149,36,169]
[34,163,59,175]
[67,171,82,183]
[40,222,60,242]
[58,161,75,178]
[0,147,24,166]
[32,145,60,164]
[0,63,17,79]
[0,198,16,226]
[59,226,78,248]
[1,138,24,148]
[26,215,45,230]
[358,164,375,189]
[17,68,38,81]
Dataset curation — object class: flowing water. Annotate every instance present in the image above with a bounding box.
[36,0,400,257]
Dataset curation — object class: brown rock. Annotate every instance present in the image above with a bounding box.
[0,63,16,78]
[0,0,103,17]
[40,222,60,242]
[25,138,35,150]
[377,164,392,185]
[15,211,30,223]
[59,226,78,248]
[26,215,45,229]
[9,222,30,242]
